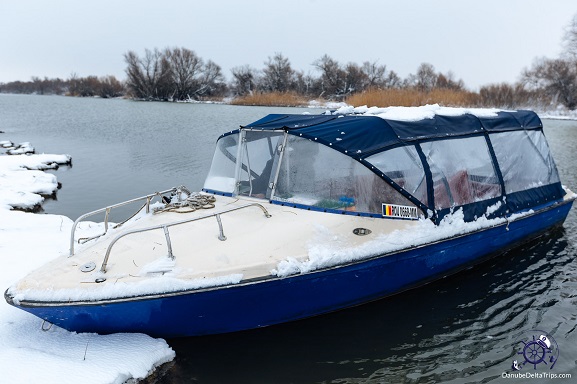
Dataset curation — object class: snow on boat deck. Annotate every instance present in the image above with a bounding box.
[9,195,415,303]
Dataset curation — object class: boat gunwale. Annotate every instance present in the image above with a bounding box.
[7,196,574,309]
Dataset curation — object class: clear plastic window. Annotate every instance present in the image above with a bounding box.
[366,145,428,206]
[273,135,415,214]
[238,131,284,198]
[490,130,560,194]
[203,134,239,193]
[420,136,501,209]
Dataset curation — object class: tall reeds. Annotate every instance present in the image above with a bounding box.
[231,92,310,107]
[345,88,480,108]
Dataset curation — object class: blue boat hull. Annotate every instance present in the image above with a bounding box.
[6,200,573,337]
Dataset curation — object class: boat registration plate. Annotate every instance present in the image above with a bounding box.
[382,203,419,220]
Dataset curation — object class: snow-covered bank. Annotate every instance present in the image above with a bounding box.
[0,148,175,383]
[0,151,71,211]
[539,109,577,120]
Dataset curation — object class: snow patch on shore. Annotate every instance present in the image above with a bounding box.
[0,152,71,210]
[0,146,175,384]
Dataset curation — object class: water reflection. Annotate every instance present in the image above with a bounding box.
[157,227,575,383]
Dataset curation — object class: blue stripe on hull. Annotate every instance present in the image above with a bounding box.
[14,201,573,337]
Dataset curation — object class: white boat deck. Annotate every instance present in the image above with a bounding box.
[11,195,415,301]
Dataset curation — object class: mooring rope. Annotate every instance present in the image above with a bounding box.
[154,186,216,214]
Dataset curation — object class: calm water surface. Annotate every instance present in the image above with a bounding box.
[1,94,577,383]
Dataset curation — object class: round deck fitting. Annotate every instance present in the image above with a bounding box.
[80,261,96,272]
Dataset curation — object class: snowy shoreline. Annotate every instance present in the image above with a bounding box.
[0,142,71,212]
[0,143,175,384]
[181,96,577,121]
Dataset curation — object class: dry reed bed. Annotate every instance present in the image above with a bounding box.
[231,89,482,109]
[231,92,310,107]
[345,89,480,108]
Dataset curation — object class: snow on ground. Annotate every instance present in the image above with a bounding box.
[0,150,175,384]
[0,151,71,211]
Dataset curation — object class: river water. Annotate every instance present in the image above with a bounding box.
[1,94,576,383]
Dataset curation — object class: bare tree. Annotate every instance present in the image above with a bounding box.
[383,70,402,89]
[98,75,124,98]
[361,61,387,89]
[412,63,438,92]
[124,47,225,101]
[313,54,346,99]
[124,51,146,98]
[480,83,512,108]
[261,53,295,92]
[165,47,204,100]
[436,71,465,91]
[231,65,257,96]
[480,82,549,109]
[343,62,368,94]
[124,48,171,100]
[31,77,46,95]
[195,60,226,98]
[522,57,577,109]
[293,70,316,96]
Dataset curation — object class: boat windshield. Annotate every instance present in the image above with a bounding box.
[203,133,239,194]
[203,130,284,198]
[203,131,417,215]
[238,131,284,198]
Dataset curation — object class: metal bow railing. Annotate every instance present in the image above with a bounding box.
[98,203,271,273]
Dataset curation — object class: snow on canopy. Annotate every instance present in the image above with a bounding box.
[229,105,560,223]
[239,105,542,159]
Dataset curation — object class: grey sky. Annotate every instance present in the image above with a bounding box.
[1,0,575,90]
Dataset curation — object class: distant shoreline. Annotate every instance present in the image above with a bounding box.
[1,92,576,120]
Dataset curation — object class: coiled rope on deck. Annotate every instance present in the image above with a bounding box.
[153,186,216,214]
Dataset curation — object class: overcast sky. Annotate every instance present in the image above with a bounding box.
[1,0,575,90]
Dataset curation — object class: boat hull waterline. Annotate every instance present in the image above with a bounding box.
[6,199,572,337]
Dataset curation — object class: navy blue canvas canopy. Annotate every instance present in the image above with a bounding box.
[240,111,543,159]
[212,110,563,224]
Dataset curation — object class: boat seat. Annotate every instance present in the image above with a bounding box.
[449,170,473,206]
[434,169,472,208]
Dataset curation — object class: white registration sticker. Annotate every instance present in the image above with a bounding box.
[382,204,419,220]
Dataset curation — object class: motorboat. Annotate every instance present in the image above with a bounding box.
[5,107,575,337]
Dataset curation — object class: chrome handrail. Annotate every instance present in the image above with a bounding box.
[99,203,271,273]
[69,188,176,256]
